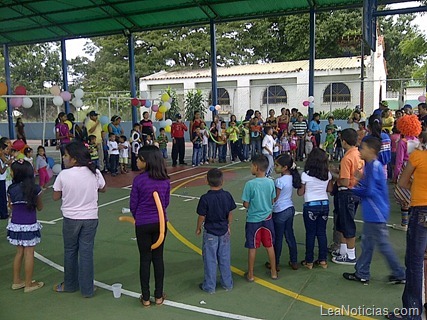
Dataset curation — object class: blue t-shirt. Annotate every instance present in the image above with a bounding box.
[309,120,321,133]
[197,189,236,236]
[362,133,391,165]
[242,177,276,223]
[273,175,293,212]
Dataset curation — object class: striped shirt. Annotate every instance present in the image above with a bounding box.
[293,121,308,136]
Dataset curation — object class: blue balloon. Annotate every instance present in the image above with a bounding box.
[47,157,55,169]
[145,100,152,108]
[100,115,109,125]
[209,105,215,111]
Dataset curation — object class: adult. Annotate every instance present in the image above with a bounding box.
[418,102,427,131]
[290,108,298,124]
[387,143,427,320]
[15,117,26,144]
[52,142,106,297]
[293,113,308,162]
[55,112,72,169]
[139,111,154,144]
[347,107,366,130]
[373,100,388,117]
[108,115,124,137]
[277,108,290,135]
[171,114,188,167]
[265,109,277,130]
[308,112,322,147]
[403,104,413,115]
[66,113,84,142]
[190,110,204,134]
[86,111,105,172]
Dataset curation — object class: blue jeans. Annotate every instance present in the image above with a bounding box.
[202,145,207,162]
[242,144,249,160]
[273,207,297,265]
[201,231,233,293]
[63,217,98,297]
[192,147,202,165]
[251,139,262,158]
[160,148,168,159]
[264,153,274,176]
[401,207,427,319]
[303,203,329,263]
[355,222,405,281]
[218,144,227,161]
[208,141,217,160]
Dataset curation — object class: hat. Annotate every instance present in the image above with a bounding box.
[89,111,99,117]
[403,104,412,109]
[175,113,182,119]
[380,100,388,107]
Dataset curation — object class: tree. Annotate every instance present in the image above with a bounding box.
[184,89,206,121]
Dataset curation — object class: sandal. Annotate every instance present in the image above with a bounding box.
[264,261,280,272]
[24,281,44,293]
[140,295,151,307]
[315,260,328,269]
[301,260,313,269]
[155,293,166,306]
[53,282,65,292]
[244,272,254,282]
[11,282,25,290]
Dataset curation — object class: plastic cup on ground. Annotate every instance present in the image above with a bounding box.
[112,283,122,298]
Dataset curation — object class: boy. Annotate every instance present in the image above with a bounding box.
[196,169,236,293]
[218,121,228,163]
[107,132,119,176]
[261,126,275,177]
[156,127,169,159]
[334,131,344,161]
[88,135,99,169]
[226,121,240,162]
[192,126,203,166]
[242,155,278,281]
[241,121,250,161]
[324,128,335,160]
[331,128,363,265]
[171,114,188,167]
[343,137,405,285]
[325,116,338,136]
[356,121,368,147]
[118,135,129,174]
[200,122,209,164]
[130,123,141,171]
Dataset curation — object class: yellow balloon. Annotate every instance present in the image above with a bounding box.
[165,125,171,133]
[161,93,170,102]
[102,123,109,132]
[159,105,167,113]
[0,98,6,112]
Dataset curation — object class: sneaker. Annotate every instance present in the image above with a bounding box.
[332,254,356,265]
[388,275,406,284]
[179,162,188,165]
[328,242,339,253]
[331,249,341,257]
[343,272,369,285]
[392,224,408,232]
[205,161,209,165]
[192,165,195,167]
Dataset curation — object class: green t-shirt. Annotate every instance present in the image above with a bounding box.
[226,126,239,142]
[156,134,168,149]
[324,133,335,148]
[242,177,276,223]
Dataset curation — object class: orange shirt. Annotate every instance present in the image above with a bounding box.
[339,146,364,189]
[409,150,427,207]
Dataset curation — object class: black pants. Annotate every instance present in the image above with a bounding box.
[0,180,7,219]
[109,154,119,174]
[131,152,138,171]
[136,223,167,301]
[172,137,185,164]
[297,136,305,160]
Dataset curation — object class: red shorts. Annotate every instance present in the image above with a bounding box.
[245,216,275,249]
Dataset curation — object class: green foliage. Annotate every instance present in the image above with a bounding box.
[164,87,179,120]
[184,89,206,121]
[319,107,353,120]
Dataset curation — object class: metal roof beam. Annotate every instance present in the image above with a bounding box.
[374,5,427,17]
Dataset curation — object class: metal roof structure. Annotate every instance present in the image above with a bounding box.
[0,0,420,46]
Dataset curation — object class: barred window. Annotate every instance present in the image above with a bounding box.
[208,88,230,106]
[323,83,351,103]
[262,85,287,104]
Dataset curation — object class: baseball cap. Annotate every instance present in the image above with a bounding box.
[403,104,412,109]
[175,113,182,119]
[380,100,388,107]
[89,111,99,117]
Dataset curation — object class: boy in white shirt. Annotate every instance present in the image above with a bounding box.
[118,135,130,174]
[262,127,275,178]
[200,122,209,164]
[107,133,119,176]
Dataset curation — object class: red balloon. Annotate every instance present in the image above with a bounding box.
[12,139,25,151]
[131,98,140,107]
[14,85,26,95]
[139,99,146,106]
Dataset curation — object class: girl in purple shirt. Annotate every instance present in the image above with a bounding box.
[130,145,170,307]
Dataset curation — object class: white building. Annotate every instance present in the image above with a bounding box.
[140,38,386,121]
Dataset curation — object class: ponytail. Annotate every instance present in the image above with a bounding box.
[368,115,382,139]
[275,153,301,189]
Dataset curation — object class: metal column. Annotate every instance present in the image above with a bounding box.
[210,20,218,117]
[61,39,70,114]
[128,33,138,124]
[308,7,316,121]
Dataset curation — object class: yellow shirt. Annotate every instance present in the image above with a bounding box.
[409,150,427,207]
[86,119,102,141]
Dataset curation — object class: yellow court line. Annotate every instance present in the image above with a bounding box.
[168,174,375,320]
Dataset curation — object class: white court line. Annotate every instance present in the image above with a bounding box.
[34,252,262,320]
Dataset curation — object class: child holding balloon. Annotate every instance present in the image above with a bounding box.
[130,145,170,307]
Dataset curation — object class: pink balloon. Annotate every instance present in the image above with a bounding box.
[151,105,159,112]
[139,99,146,106]
[60,91,72,101]
[418,95,426,103]
[14,85,26,95]
[10,97,23,108]
[302,100,310,107]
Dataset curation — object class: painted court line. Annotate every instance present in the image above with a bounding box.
[34,252,262,320]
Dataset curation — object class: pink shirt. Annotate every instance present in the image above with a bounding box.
[390,133,400,153]
[394,136,419,179]
[53,166,105,219]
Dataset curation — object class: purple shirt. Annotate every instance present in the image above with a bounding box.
[55,123,71,144]
[8,183,42,225]
[130,172,170,226]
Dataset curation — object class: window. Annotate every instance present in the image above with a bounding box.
[323,83,351,103]
[208,88,230,106]
[262,85,287,104]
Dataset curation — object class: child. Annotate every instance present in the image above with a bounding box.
[241,121,250,161]
[7,160,44,292]
[130,145,170,306]
[334,131,344,161]
[208,121,218,163]
[357,121,368,147]
[130,123,141,171]
[343,137,405,285]
[23,147,34,167]
[382,108,394,134]
[272,131,280,159]
[298,148,333,269]
[217,121,227,163]
[88,135,99,169]
[107,133,119,176]
[389,126,400,181]
[196,168,236,293]
[261,127,275,177]
[226,121,240,162]
[192,126,203,166]
[289,129,298,160]
[156,127,169,159]
[304,130,317,156]
[200,122,209,164]
[324,128,335,160]
[145,134,154,146]
[325,116,338,137]
[267,154,301,271]
[280,130,290,155]
[0,141,11,219]
[53,142,106,297]
[250,117,263,158]
[35,146,49,190]
[242,155,278,281]
[118,135,130,174]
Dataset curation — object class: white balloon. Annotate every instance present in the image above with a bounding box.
[74,88,84,99]
[140,91,148,99]
[53,96,64,107]
[22,97,33,109]
[165,119,172,126]
[74,99,83,108]
[163,102,171,110]
[159,120,167,128]
[52,164,62,175]
[308,96,315,103]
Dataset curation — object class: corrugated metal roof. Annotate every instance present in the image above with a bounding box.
[142,56,366,81]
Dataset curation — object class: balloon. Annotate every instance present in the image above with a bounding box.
[138,99,145,106]
[74,88,84,99]
[46,157,55,169]
[159,105,167,113]
[60,91,72,101]
[215,105,221,111]
[161,93,170,102]
[53,96,64,107]
[22,97,33,109]
[10,97,23,108]
[0,98,6,112]
[140,91,148,99]
[14,85,26,95]
[168,97,173,103]
[165,125,171,133]
[418,95,426,103]
[118,216,135,224]
[162,102,171,110]
[209,105,215,111]
[302,100,310,107]
[99,115,108,125]
[145,100,152,108]
[50,85,61,96]
[308,96,315,103]
[12,139,25,151]
[102,123,109,132]
[159,120,167,128]
[165,119,172,126]
[151,104,159,112]
[131,98,140,107]
[74,99,83,108]
[152,126,156,134]
[0,82,7,95]
[155,111,163,120]
[52,164,62,175]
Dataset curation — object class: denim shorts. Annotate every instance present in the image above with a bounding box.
[335,189,359,238]
[245,217,275,249]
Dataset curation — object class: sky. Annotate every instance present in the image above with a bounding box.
[65,2,427,60]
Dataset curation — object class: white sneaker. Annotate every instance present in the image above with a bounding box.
[392,224,408,231]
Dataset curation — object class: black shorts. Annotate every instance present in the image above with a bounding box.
[335,189,359,238]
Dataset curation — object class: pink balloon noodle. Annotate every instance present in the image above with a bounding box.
[302,100,310,107]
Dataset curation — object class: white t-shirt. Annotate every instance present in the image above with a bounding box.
[119,141,130,158]
[107,140,119,155]
[273,175,293,212]
[53,166,106,219]
[200,129,208,145]
[262,134,275,155]
[301,171,332,203]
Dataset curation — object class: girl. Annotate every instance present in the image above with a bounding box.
[23,147,33,167]
[280,130,290,154]
[190,110,203,134]
[36,146,49,190]
[7,160,44,293]
[266,154,301,272]
[130,145,170,307]
[289,129,298,160]
[55,112,71,169]
[298,148,333,269]
[53,142,106,297]
[309,113,322,147]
